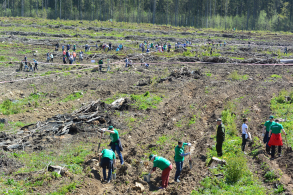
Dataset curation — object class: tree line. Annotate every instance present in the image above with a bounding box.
[1,0,293,32]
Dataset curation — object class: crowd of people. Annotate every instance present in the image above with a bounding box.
[216,115,287,160]
[98,126,192,189]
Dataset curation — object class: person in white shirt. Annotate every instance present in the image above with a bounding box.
[242,118,249,153]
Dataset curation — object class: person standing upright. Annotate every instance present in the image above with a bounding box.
[263,116,275,155]
[268,119,287,160]
[216,118,225,157]
[174,141,191,182]
[242,118,250,154]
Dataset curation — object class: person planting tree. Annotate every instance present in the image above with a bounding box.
[101,126,124,165]
[268,119,287,160]
[174,141,191,182]
[98,148,116,183]
[148,154,172,189]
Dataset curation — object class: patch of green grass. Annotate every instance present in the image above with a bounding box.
[228,71,249,81]
[50,182,78,195]
[63,72,71,76]
[0,56,6,61]
[103,93,128,104]
[188,115,197,127]
[61,92,83,102]
[0,93,44,115]
[130,91,162,110]
[182,50,193,57]
[14,142,92,174]
[205,72,212,77]
[230,57,245,60]
[270,74,282,79]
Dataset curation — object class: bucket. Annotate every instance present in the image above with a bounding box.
[143,174,150,182]
[112,173,116,180]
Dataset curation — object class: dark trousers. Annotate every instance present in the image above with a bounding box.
[175,161,183,181]
[242,134,247,151]
[271,146,282,158]
[216,140,223,156]
[100,157,113,181]
[263,131,271,153]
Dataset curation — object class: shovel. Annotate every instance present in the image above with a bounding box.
[189,146,192,169]
[285,134,293,153]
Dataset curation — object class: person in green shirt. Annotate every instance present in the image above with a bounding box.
[101,126,124,165]
[99,149,116,183]
[262,115,275,154]
[148,154,173,189]
[174,141,191,182]
[268,119,287,160]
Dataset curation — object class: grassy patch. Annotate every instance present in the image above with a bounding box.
[270,74,282,79]
[14,142,92,174]
[61,92,83,102]
[130,91,162,110]
[228,71,249,81]
[0,93,45,115]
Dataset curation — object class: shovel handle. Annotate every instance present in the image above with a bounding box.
[189,146,191,160]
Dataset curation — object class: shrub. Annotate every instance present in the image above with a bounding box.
[225,155,247,183]
[228,71,241,80]
[183,50,193,57]
[275,89,287,103]
[274,184,285,194]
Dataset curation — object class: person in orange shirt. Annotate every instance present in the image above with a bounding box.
[73,51,77,61]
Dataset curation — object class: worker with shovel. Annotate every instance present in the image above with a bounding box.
[268,119,287,160]
[262,116,275,155]
[98,148,116,183]
[101,126,124,165]
[148,154,172,189]
[174,141,191,182]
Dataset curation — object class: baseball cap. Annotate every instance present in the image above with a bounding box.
[149,154,154,161]
[108,126,113,130]
[269,116,274,119]
[216,118,222,122]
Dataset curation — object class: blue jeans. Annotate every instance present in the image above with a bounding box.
[100,157,113,181]
[175,161,183,181]
[111,144,124,164]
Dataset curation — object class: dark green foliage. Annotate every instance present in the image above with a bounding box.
[2,0,293,31]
